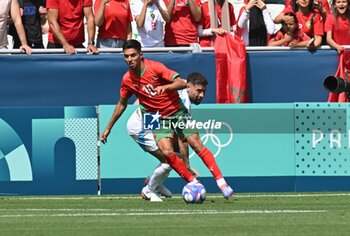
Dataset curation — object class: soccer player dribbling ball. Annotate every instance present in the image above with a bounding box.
[100,39,234,200]
[128,72,207,201]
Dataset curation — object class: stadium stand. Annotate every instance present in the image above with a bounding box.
[6,0,286,49]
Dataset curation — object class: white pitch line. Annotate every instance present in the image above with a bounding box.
[236,193,350,198]
[0,208,116,212]
[0,208,325,212]
[2,192,350,200]
[0,210,327,218]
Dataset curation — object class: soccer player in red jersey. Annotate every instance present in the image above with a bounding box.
[101,39,234,200]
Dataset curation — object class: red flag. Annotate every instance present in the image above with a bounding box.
[214,34,247,103]
[327,50,350,102]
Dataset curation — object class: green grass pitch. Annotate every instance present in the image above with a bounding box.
[1,192,350,236]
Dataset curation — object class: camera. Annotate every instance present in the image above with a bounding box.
[323,75,350,94]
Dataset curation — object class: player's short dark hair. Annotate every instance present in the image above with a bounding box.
[187,72,208,86]
[122,39,142,52]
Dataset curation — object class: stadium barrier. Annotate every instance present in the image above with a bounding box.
[1,103,350,195]
[0,48,340,108]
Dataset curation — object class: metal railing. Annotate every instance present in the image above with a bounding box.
[0,43,203,54]
[1,44,350,54]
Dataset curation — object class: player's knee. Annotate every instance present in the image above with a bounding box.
[161,149,174,157]
[149,149,167,162]
[187,135,204,153]
[157,139,175,156]
[192,142,204,154]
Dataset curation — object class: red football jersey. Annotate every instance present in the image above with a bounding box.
[120,59,183,117]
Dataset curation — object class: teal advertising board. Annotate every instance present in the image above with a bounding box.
[99,104,296,180]
[0,106,97,195]
[295,103,350,176]
[1,103,350,195]
[100,103,350,193]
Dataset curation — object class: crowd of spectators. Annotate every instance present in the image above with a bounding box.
[1,0,349,54]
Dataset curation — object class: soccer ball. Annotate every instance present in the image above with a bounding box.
[182,182,206,204]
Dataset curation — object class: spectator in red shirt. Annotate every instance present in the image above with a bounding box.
[269,12,311,47]
[325,0,350,54]
[47,0,98,54]
[94,0,133,48]
[198,0,236,47]
[285,0,331,19]
[163,0,202,46]
[274,0,324,50]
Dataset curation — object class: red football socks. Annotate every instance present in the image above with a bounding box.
[198,147,223,180]
[166,152,195,182]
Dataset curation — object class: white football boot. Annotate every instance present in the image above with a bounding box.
[141,185,162,202]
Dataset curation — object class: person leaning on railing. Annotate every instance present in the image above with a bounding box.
[8,0,47,49]
[268,12,311,47]
[325,0,350,54]
[46,0,98,54]
[0,0,32,55]
[274,0,324,50]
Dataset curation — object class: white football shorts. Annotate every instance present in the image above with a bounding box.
[126,108,158,152]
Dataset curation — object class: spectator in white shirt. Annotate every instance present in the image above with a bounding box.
[237,0,275,46]
[132,0,170,47]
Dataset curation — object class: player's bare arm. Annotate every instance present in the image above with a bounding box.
[101,99,128,143]
[156,78,186,95]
